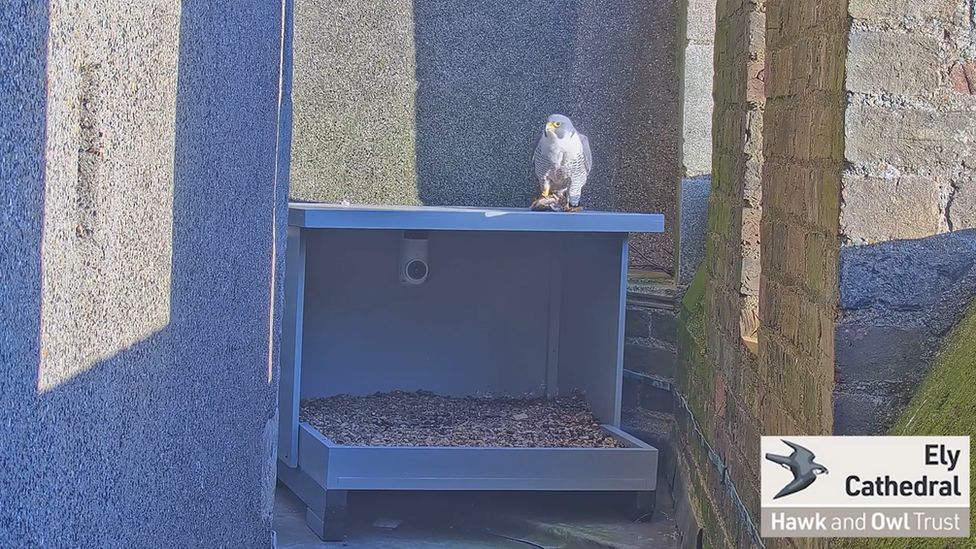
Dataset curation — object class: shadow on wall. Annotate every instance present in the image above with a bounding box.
[410,0,679,269]
[1,2,288,547]
[678,175,711,289]
[0,0,49,540]
[834,229,976,436]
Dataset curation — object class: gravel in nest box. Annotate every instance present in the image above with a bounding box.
[300,390,626,448]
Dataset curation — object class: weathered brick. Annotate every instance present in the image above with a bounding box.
[846,30,940,96]
[625,307,651,338]
[949,62,976,95]
[648,309,679,343]
[624,340,677,379]
[840,174,941,243]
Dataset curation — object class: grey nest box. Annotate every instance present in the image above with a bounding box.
[277,203,666,541]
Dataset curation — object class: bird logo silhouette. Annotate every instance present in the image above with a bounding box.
[765,440,829,499]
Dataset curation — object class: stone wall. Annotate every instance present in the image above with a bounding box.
[671,0,772,544]
[0,2,287,546]
[674,0,976,544]
[835,0,976,434]
[761,0,847,438]
[674,0,844,541]
[675,0,847,543]
[707,0,765,346]
[289,0,680,272]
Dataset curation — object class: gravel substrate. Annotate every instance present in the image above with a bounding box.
[300,390,626,448]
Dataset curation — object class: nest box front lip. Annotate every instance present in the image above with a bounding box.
[287,203,665,234]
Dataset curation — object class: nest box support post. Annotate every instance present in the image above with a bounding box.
[612,234,629,427]
[279,225,306,467]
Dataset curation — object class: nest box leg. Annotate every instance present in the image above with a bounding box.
[630,490,656,522]
[305,489,348,541]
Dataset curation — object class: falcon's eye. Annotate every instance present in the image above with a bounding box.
[554,122,561,127]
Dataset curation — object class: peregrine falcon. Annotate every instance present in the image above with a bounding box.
[532,114,592,211]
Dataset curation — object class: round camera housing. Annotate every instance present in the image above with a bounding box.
[399,231,429,285]
[405,259,428,282]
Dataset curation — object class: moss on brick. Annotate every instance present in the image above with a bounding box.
[835,301,976,549]
[678,267,712,425]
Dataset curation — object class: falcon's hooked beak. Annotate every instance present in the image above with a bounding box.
[545,121,558,135]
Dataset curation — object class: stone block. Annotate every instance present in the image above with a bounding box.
[835,323,929,383]
[625,307,652,338]
[622,375,642,409]
[848,0,957,22]
[832,391,897,435]
[949,180,976,230]
[845,104,976,170]
[639,383,675,413]
[839,230,976,316]
[685,0,717,43]
[678,176,711,288]
[649,309,679,344]
[624,339,678,379]
[846,30,940,96]
[840,174,941,244]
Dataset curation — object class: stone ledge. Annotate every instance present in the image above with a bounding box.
[627,271,677,307]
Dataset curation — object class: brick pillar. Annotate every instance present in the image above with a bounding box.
[761,0,847,439]
[707,0,764,352]
[673,0,768,545]
[676,0,976,544]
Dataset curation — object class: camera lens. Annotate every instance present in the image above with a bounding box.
[406,259,428,281]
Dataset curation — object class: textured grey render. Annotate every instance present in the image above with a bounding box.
[673,0,714,286]
[677,0,715,178]
[289,0,680,272]
[0,1,288,547]
[677,176,710,288]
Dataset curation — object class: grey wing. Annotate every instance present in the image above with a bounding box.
[774,475,816,499]
[783,440,816,463]
[579,133,593,173]
[533,139,553,184]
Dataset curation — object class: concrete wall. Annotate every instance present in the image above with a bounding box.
[0,1,287,546]
[289,0,680,272]
[676,0,716,287]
